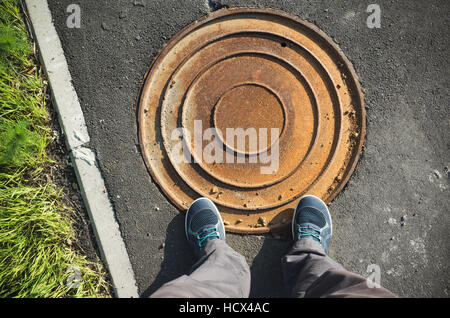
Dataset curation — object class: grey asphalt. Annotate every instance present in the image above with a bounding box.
[47,0,449,297]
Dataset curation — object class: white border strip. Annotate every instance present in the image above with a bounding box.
[23,0,139,298]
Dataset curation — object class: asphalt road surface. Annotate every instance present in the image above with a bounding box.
[48,0,449,297]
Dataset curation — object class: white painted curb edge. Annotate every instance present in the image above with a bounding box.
[23,0,139,298]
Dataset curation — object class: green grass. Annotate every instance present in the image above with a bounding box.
[0,0,110,297]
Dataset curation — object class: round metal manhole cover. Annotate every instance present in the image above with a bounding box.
[138,8,365,234]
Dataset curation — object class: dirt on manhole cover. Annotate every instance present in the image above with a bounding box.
[138,8,365,234]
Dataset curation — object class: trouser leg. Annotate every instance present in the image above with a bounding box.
[281,238,396,298]
[150,239,250,298]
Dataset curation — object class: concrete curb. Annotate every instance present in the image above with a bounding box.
[23,0,139,298]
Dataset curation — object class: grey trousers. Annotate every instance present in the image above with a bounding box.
[150,238,396,298]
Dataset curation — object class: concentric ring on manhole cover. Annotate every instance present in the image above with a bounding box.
[138,8,365,234]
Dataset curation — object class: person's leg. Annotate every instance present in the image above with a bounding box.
[302,267,396,298]
[150,198,250,298]
[283,195,396,298]
[282,237,344,297]
[282,237,395,298]
[151,239,250,298]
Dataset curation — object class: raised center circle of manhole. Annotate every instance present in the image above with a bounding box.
[138,8,365,234]
[213,84,285,155]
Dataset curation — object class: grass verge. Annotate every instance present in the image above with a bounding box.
[0,0,110,297]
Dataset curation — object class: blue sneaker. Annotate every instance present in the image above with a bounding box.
[185,197,226,257]
[292,195,333,254]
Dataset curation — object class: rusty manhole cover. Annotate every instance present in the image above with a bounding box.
[138,8,365,234]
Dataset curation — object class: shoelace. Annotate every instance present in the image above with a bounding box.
[298,226,321,243]
[196,226,219,248]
